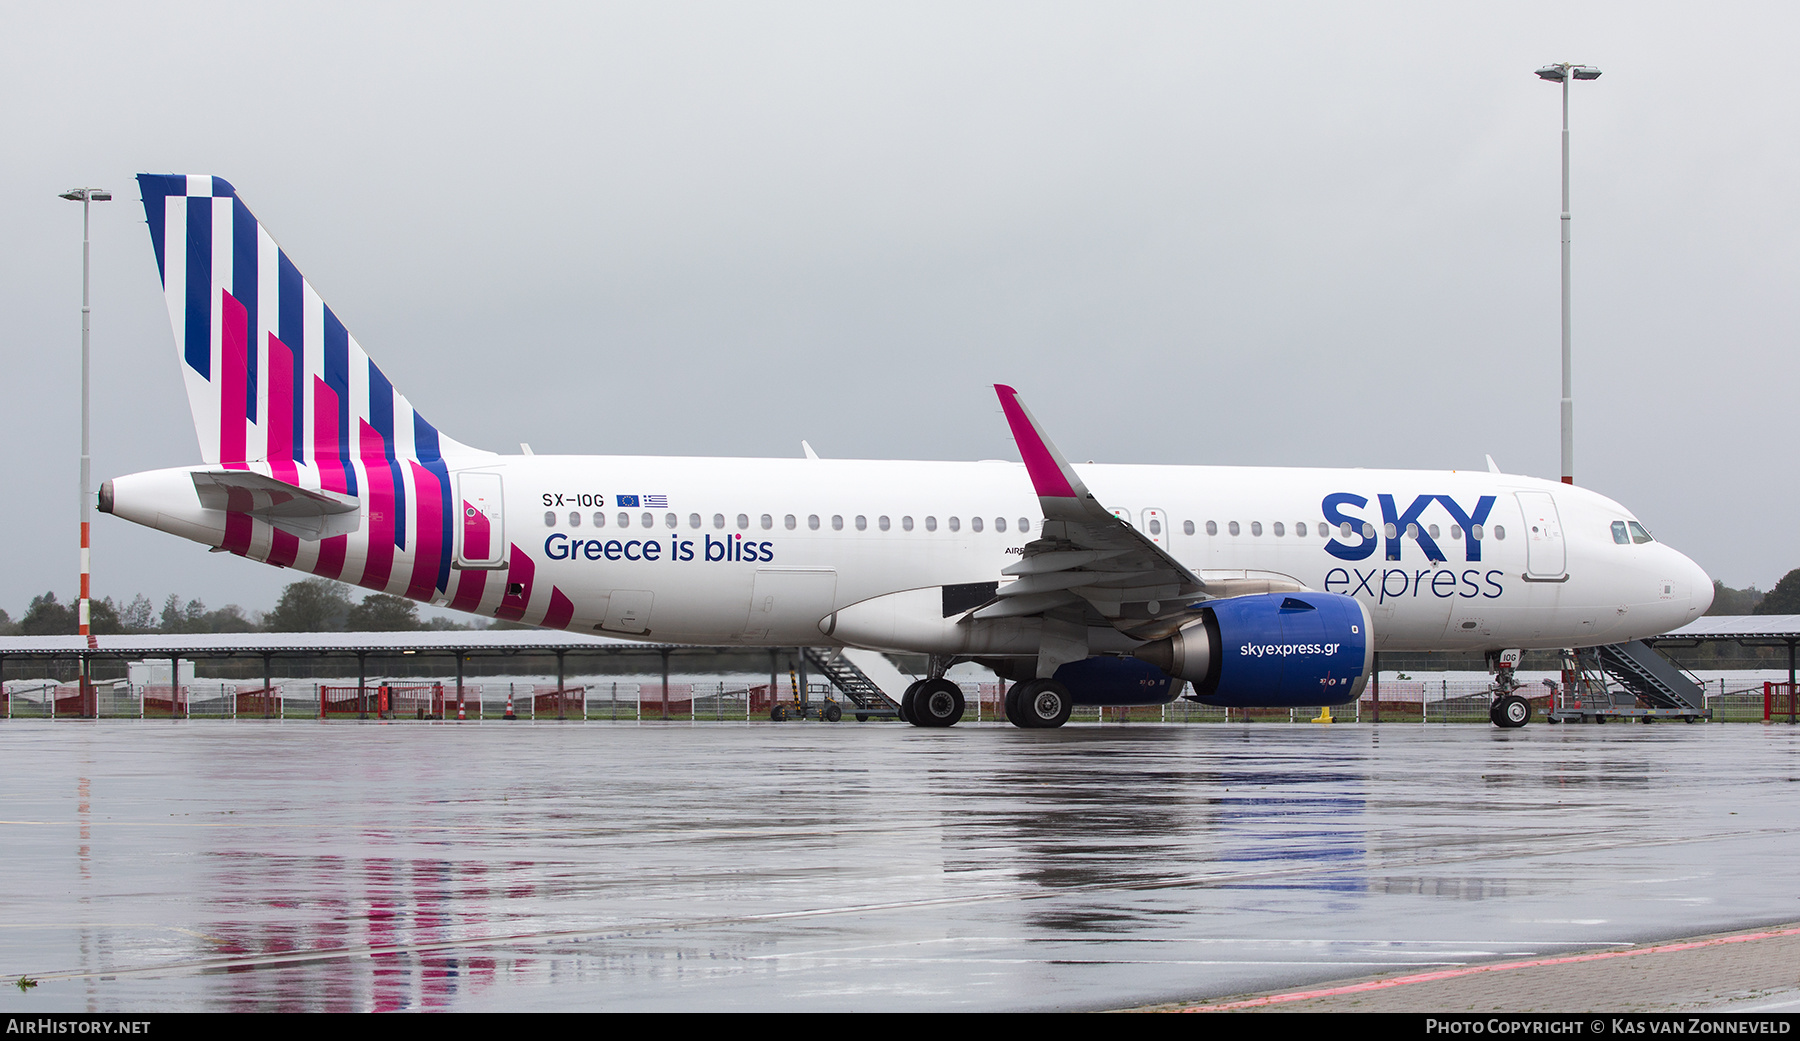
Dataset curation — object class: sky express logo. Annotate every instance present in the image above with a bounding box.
[1320,492,1505,602]
[1322,492,1495,562]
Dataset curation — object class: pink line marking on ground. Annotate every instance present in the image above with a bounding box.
[1175,926,1800,1012]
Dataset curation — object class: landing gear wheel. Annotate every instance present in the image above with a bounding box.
[1493,694,1531,729]
[1003,684,1024,727]
[898,680,923,725]
[1012,679,1074,729]
[911,678,965,727]
[822,702,842,723]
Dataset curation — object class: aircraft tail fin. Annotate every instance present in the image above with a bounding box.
[135,174,480,485]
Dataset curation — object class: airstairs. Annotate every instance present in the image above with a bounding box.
[1548,640,1708,722]
[802,647,902,718]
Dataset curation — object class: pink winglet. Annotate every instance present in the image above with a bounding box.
[995,384,1077,499]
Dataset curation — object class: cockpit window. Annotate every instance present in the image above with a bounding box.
[1629,521,1654,545]
[1611,521,1630,545]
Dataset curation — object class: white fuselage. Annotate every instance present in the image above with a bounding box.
[107,452,1713,655]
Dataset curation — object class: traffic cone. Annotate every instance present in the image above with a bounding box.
[504,689,517,720]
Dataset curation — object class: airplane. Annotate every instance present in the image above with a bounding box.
[100,175,1714,728]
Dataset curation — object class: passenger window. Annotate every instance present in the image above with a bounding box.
[689,513,701,529]
[760,514,772,530]
[1612,521,1630,545]
[832,515,844,531]
[1450,525,1461,540]
[1251,521,1263,536]
[1295,521,1307,537]
[1629,521,1654,544]
[808,514,820,530]
[785,515,797,530]
[641,512,653,528]
[1428,524,1439,539]
[855,515,867,531]
[995,517,1007,533]
[1405,522,1418,539]
[1493,525,1506,540]
[568,512,580,527]
[593,512,606,528]
[1339,521,1353,538]
[949,517,961,532]
[925,516,938,532]
[1362,522,1376,539]
[972,516,983,533]
[737,513,750,529]
[1019,518,1030,533]
[1271,522,1283,537]
[1228,521,1240,536]
[544,511,557,527]
[713,514,725,529]
[1205,520,1217,536]
[879,516,890,531]
[902,516,913,531]
[666,513,677,529]
[1471,523,1484,540]
[1149,518,1162,535]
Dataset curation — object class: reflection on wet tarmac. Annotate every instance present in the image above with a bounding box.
[1,722,1797,1011]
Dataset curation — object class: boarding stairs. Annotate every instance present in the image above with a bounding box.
[1549,640,1708,722]
[803,647,901,717]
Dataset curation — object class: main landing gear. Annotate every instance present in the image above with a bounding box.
[900,658,1074,729]
[1004,679,1073,729]
[900,677,965,727]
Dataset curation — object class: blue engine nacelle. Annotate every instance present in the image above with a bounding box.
[1133,592,1373,707]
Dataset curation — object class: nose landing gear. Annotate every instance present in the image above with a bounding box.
[1487,648,1533,728]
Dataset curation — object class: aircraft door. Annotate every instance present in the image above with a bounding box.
[1141,508,1168,547]
[1515,491,1566,578]
[455,472,507,569]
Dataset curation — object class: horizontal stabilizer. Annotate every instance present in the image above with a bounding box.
[191,471,361,541]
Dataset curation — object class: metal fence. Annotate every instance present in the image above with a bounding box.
[4,674,1796,723]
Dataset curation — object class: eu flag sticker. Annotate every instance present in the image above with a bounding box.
[616,495,641,508]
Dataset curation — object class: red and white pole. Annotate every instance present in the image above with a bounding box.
[61,188,111,713]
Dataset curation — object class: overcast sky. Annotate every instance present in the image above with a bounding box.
[3,1,1795,619]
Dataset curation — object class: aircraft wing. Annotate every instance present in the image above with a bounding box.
[983,385,1212,640]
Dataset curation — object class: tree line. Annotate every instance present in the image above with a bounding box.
[0,579,486,636]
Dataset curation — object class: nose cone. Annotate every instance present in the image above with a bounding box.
[1684,553,1714,622]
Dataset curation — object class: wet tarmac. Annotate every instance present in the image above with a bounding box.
[2,720,1797,1012]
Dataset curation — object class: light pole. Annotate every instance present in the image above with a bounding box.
[59,188,111,664]
[1535,63,1601,487]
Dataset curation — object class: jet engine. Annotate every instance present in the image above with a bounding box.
[1133,592,1373,707]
